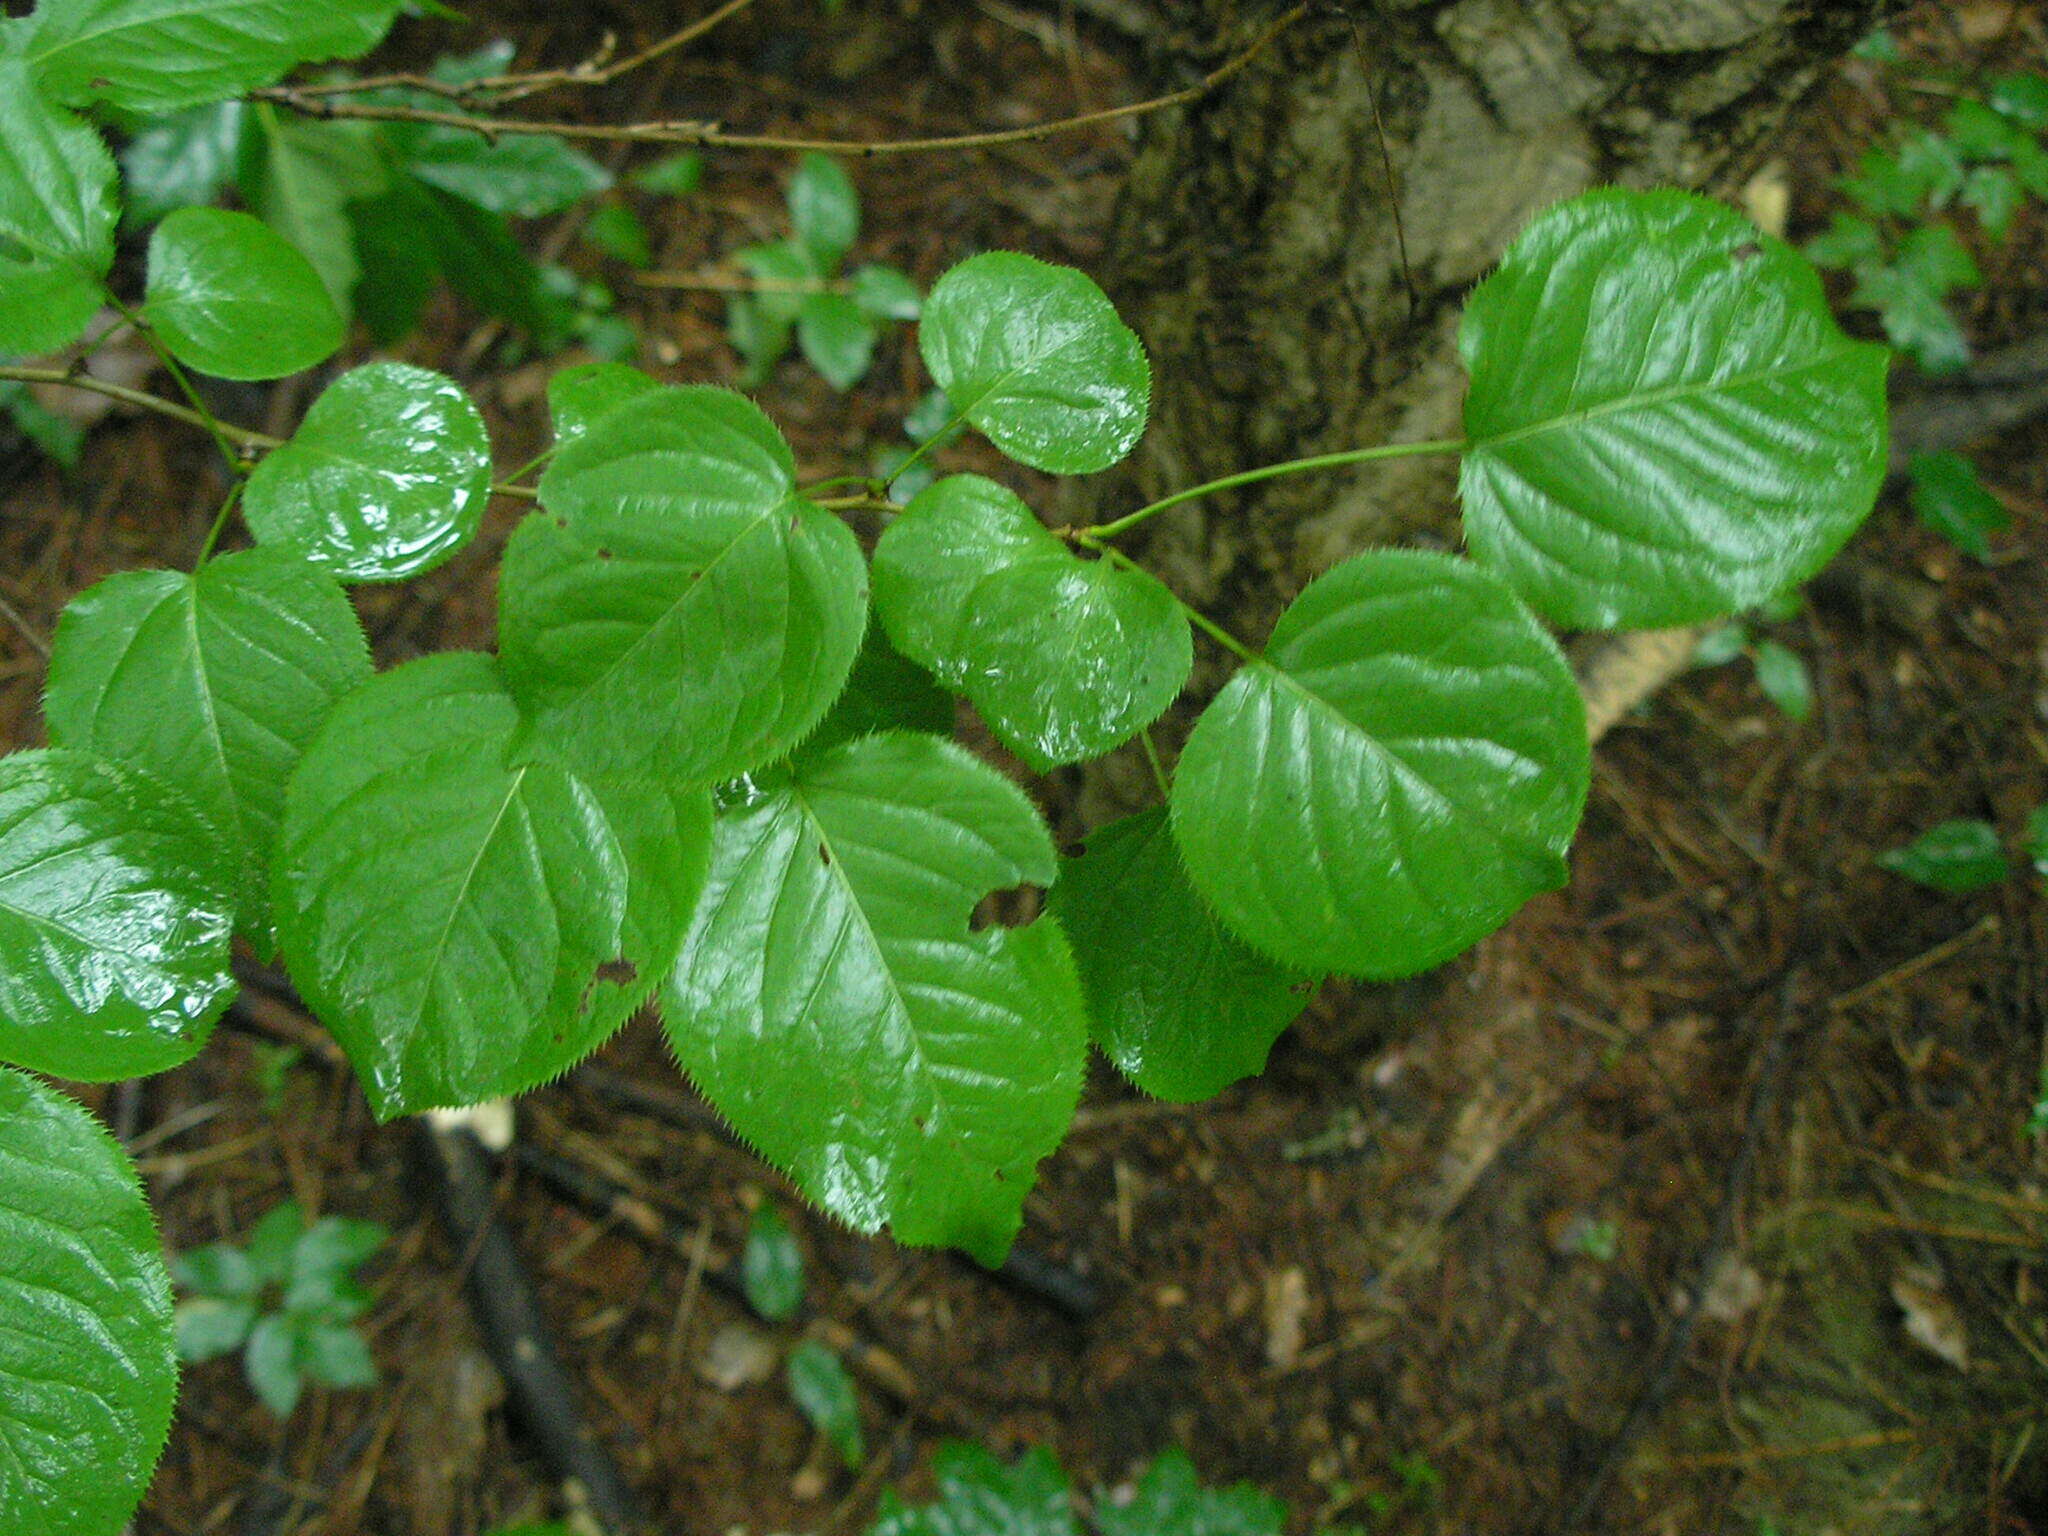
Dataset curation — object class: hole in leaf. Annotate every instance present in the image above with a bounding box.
[969,883,1044,931]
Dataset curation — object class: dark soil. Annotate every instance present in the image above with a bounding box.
[3,3,2046,1533]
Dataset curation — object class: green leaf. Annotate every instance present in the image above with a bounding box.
[1049,809,1313,1102]
[788,152,859,267]
[868,1443,1077,1536]
[871,475,1190,770]
[665,733,1087,1266]
[0,1068,176,1536]
[120,100,245,226]
[1692,624,1749,668]
[0,60,118,355]
[798,291,880,388]
[299,1320,376,1388]
[1852,223,1979,374]
[242,1201,302,1285]
[274,652,711,1120]
[0,379,86,467]
[919,252,1150,474]
[851,263,921,321]
[741,1204,805,1322]
[240,111,384,313]
[243,362,494,582]
[393,124,610,219]
[633,150,703,196]
[243,1311,301,1415]
[1095,1450,1285,1536]
[387,176,573,341]
[1946,100,2033,164]
[1961,164,2023,240]
[1804,211,1883,272]
[727,293,792,384]
[904,388,958,446]
[547,361,660,447]
[0,748,236,1080]
[734,239,820,326]
[1876,820,2007,894]
[1751,640,1813,723]
[2024,804,2048,880]
[171,1242,258,1299]
[583,202,653,269]
[142,207,343,380]
[22,0,405,113]
[500,386,867,783]
[786,1341,863,1469]
[287,1216,385,1288]
[1990,71,2048,131]
[1908,450,2009,561]
[174,1295,257,1361]
[800,624,956,761]
[1891,128,1966,208]
[45,546,372,945]
[1460,189,1890,629]
[1171,551,1588,980]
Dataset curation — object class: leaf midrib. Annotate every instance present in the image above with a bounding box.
[1469,346,1858,452]
[409,764,527,1043]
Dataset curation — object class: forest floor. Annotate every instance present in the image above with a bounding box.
[3,2,2046,1533]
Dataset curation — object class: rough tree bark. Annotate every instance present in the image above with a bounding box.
[1078,0,1887,814]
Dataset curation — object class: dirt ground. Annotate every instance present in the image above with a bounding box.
[4,3,2047,1533]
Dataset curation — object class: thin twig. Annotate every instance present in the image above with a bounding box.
[256,7,1306,158]
[0,594,49,659]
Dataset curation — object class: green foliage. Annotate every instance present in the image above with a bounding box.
[173,1198,386,1416]
[0,749,236,1080]
[274,653,709,1119]
[243,362,492,581]
[920,251,1149,474]
[1877,819,2009,894]
[0,78,1895,1519]
[742,1204,806,1322]
[1908,450,2010,560]
[666,733,1087,1266]
[725,152,920,390]
[1096,1449,1284,1536]
[1048,809,1312,1102]
[142,206,343,379]
[874,474,1191,769]
[45,546,373,942]
[1461,189,1888,629]
[787,1340,865,1469]
[1171,551,1589,979]
[1809,59,2048,371]
[1693,615,1816,724]
[0,1067,176,1536]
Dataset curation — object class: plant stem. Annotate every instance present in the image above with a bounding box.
[1139,729,1170,800]
[812,493,901,515]
[0,365,282,452]
[108,296,251,471]
[501,446,557,486]
[1081,437,1466,544]
[194,483,243,567]
[801,474,886,499]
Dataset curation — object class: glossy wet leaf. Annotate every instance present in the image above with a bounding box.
[872,475,1189,770]
[547,361,659,447]
[0,60,117,355]
[244,362,493,582]
[1460,189,1890,629]
[1909,450,2010,561]
[787,152,859,267]
[867,1443,1077,1536]
[501,386,867,783]
[143,206,343,380]
[1049,810,1313,1102]
[919,252,1150,474]
[1876,819,2007,894]
[741,1205,804,1322]
[45,546,372,946]
[1172,551,1589,980]
[665,733,1087,1266]
[798,291,879,389]
[0,749,236,1080]
[274,653,711,1120]
[21,0,405,113]
[0,1068,176,1536]
[1095,1450,1285,1536]
[787,1341,863,1468]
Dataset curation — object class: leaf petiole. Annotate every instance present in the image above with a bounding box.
[1080,437,1465,544]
